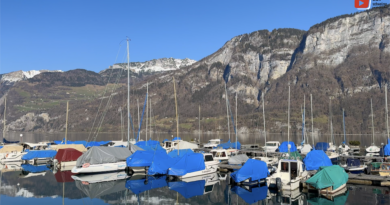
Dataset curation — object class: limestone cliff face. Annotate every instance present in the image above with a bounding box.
[297,8,390,70]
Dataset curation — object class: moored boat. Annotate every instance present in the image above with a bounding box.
[168,153,218,179]
[306,165,348,196]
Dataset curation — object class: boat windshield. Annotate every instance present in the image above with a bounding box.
[165,142,172,148]
[204,155,214,162]
[290,162,298,179]
[281,162,289,172]
[204,185,213,193]
[266,143,276,146]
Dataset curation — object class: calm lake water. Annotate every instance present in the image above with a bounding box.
[1,132,390,204]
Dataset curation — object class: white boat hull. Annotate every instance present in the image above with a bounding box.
[71,161,127,174]
[0,152,27,163]
[177,161,219,179]
[71,171,129,183]
[366,146,380,153]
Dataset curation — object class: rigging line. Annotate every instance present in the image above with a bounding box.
[91,55,126,140]
[87,45,124,141]
[93,63,125,140]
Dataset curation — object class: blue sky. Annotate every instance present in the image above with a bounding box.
[0,0,364,74]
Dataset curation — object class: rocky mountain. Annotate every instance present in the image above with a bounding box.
[0,70,63,85]
[102,57,196,74]
[1,6,390,136]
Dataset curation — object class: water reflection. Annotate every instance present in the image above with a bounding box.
[0,165,390,204]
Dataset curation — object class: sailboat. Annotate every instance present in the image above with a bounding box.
[267,86,309,191]
[325,98,339,163]
[297,96,312,154]
[366,98,380,156]
[72,38,138,174]
[338,109,350,155]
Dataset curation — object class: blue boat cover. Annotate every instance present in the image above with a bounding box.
[315,142,329,151]
[168,149,194,158]
[384,139,390,156]
[3,138,19,144]
[126,176,167,194]
[230,159,269,183]
[172,137,182,141]
[168,153,205,176]
[303,150,332,171]
[126,150,166,167]
[216,140,241,149]
[346,158,361,167]
[168,180,206,198]
[162,139,169,143]
[21,150,57,160]
[21,164,50,173]
[53,139,88,147]
[86,141,111,147]
[231,185,268,204]
[0,146,3,149]
[135,140,160,147]
[137,143,165,151]
[278,141,297,153]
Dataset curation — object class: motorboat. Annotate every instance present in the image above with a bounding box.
[71,171,130,184]
[203,139,223,149]
[168,153,218,179]
[263,141,280,152]
[267,158,309,191]
[210,148,230,162]
[0,144,24,161]
[126,149,166,174]
[230,159,269,185]
[21,150,57,164]
[0,151,28,163]
[71,146,132,174]
[241,144,260,150]
[163,140,198,153]
[366,143,381,153]
[326,151,339,164]
[340,158,367,174]
[306,165,348,196]
[52,148,83,170]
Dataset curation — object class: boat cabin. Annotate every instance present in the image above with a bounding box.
[210,149,228,161]
[241,144,260,150]
[263,141,280,152]
[203,139,223,149]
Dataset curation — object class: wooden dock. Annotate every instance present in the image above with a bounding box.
[348,174,390,186]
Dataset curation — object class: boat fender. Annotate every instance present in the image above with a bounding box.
[82,163,90,168]
[276,177,282,191]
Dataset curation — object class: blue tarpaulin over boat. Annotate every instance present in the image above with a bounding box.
[172,137,181,141]
[168,149,194,158]
[168,180,206,198]
[125,176,167,194]
[21,150,57,160]
[21,164,50,173]
[384,139,390,156]
[86,141,111,147]
[278,141,297,153]
[303,150,332,171]
[148,151,189,175]
[3,138,19,144]
[315,142,330,151]
[136,140,160,147]
[126,150,166,167]
[230,159,269,183]
[168,153,205,176]
[231,185,268,204]
[137,143,165,151]
[216,140,241,149]
[0,146,3,149]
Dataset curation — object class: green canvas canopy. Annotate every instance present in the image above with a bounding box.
[280,151,302,160]
[305,165,348,190]
[307,191,349,205]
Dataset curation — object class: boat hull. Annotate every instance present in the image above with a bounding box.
[178,161,219,179]
[71,161,127,174]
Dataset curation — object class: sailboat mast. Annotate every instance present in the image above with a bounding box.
[173,77,179,154]
[304,95,306,144]
[150,98,152,140]
[225,83,231,141]
[65,101,69,144]
[371,98,375,145]
[120,107,123,141]
[146,82,148,142]
[288,86,290,153]
[198,105,201,144]
[3,97,6,142]
[262,93,266,158]
[329,98,334,144]
[137,99,140,137]
[126,39,130,145]
[235,93,238,149]
[343,109,346,144]
[386,85,389,140]
[311,94,314,147]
